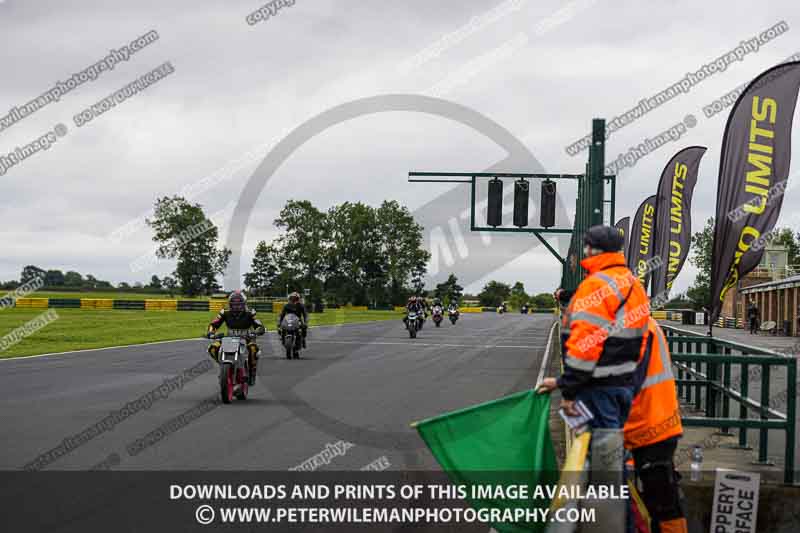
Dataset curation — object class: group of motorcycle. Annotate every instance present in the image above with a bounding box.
[406,304,459,338]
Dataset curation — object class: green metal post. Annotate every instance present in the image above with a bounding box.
[588,119,605,226]
[470,176,476,230]
[785,359,796,483]
[722,346,731,434]
[756,364,772,465]
[738,362,751,449]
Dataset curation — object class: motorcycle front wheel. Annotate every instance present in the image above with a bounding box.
[236,367,249,400]
[220,363,234,404]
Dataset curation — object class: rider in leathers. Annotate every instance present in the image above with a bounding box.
[207,290,266,385]
[278,292,308,348]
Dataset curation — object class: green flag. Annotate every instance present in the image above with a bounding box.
[415,390,559,532]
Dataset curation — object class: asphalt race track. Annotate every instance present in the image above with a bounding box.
[0,313,554,472]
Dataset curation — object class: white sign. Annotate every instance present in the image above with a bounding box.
[696,312,704,325]
[709,469,759,533]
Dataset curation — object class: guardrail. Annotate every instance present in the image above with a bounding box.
[663,325,797,483]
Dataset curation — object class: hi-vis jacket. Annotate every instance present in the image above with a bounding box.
[557,252,650,400]
[624,318,683,449]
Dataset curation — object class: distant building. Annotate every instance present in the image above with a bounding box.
[721,243,800,334]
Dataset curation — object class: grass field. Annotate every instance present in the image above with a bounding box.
[0,308,399,359]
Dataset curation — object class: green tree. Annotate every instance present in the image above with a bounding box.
[532,292,557,309]
[147,196,231,297]
[434,273,464,305]
[508,281,529,310]
[274,200,328,300]
[687,217,714,310]
[148,275,162,289]
[243,241,281,297]
[64,271,83,286]
[326,202,382,305]
[769,227,800,266]
[162,276,178,296]
[20,265,45,285]
[44,269,65,286]
[478,281,511,307]
[375,200,431,305]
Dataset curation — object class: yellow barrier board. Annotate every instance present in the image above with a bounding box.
[272,302,283,314]
[346,305,368,311]
[80,299,113,309]
[209,300,226,312]
[15,298,49,308]
[394,306,406,312]
[459,307,483,313]
[652,310,667,320]
[144,299,177,311]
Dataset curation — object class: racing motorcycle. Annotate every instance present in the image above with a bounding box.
[280,313,303,359]
[406,310,420,338]
[432,305,443,327]
[448,307,459,325]
[210,331,255,403]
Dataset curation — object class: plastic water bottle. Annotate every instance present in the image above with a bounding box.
[690,446,703,481]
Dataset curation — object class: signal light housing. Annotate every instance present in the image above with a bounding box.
[540,179,556,228]
[487,178,503,227]
[513,179,529,227]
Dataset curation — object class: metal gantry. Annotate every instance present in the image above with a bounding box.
[409,118,615,292]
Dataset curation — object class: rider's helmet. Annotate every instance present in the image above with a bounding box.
[433,298,441,306]
[228,290,247,316]
[289,291,301,304]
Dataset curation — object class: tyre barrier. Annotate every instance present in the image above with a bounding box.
[48,298,81,308]
[113,300,146,310]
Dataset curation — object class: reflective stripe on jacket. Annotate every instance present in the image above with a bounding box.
[624,318,683,449]
[557,252,650,400]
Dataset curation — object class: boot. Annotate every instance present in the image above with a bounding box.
[208,344,220,364]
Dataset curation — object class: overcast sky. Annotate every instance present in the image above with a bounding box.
[2,0,799,295]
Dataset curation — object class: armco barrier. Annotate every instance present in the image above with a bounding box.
[458,307,483,313]
[144,299,177,311]
[113,300,146,310]
[176,300,210,311]
[15,298,49,308]
[47,298,81,308]
[80,299,113,309]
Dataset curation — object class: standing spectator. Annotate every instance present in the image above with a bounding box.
[746,299,759,334]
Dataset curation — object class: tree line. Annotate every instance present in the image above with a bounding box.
[244,199,430,306]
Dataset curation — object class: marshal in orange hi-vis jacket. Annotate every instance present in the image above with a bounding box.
[625,317,683,450]
[558,251,650,401]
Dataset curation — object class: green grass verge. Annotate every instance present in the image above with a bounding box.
[0,309,399,359]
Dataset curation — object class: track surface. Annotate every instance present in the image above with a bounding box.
[0,313,553,471]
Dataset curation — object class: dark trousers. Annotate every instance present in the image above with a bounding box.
[749,317,758,334]
[632,438,685,533]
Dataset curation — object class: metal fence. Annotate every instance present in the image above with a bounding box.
[663,324,797,483]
